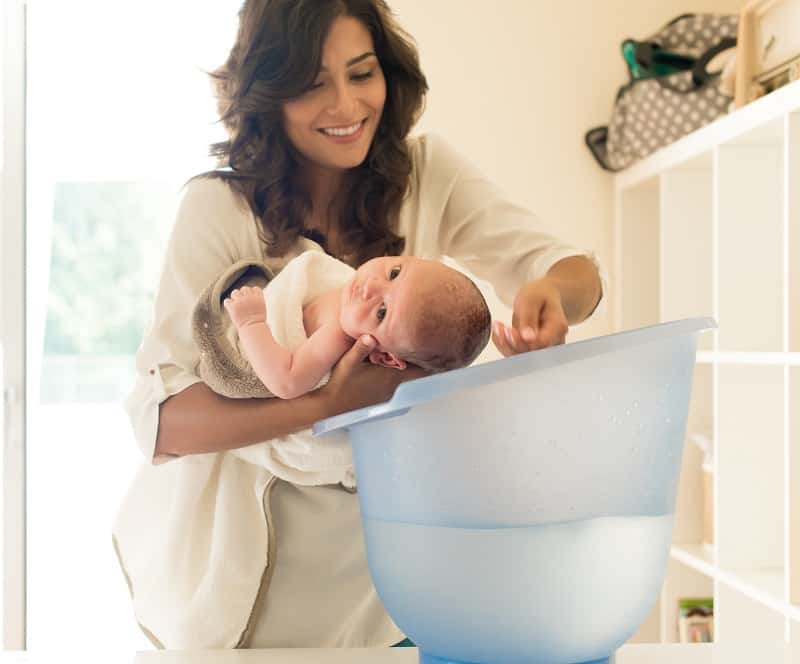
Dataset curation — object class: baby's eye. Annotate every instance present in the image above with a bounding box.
[389,266,401,280]
[377,304,387,322]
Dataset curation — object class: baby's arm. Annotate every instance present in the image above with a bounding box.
[224,286,353,399]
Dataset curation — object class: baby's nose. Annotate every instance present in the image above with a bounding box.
[362,276,378,299]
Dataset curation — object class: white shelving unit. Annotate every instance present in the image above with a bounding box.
[614,80,800,644]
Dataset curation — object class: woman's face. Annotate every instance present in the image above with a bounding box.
[282,16,387,172]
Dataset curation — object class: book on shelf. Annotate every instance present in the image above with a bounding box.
[678,597,714,643]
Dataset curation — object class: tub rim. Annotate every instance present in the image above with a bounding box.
[313,316,716,437]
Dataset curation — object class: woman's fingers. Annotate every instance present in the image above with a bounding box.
[491,321,510,356]
[345,335,376,365]
[492,317,567,356]
[492,321,529,357]
[322,335,425,416]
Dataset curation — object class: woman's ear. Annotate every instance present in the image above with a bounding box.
[368,349,407,370]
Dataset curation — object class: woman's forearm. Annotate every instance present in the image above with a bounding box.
[155,381,329,457]
[545,255,603,324]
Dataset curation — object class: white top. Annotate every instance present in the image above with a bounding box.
[112,133,601,650]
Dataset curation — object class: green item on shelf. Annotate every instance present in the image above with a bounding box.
[622,41,644,80]
[622,40,696,81]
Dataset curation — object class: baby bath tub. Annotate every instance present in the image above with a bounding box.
[314,318,716,664]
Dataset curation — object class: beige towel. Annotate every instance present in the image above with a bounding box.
[192,259,275,399]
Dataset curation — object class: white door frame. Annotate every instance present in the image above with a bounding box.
[2,0,28,651]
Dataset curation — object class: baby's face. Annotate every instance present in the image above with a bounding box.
[339,256,452,355]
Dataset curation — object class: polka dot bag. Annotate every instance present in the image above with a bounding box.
[586,14,738,171]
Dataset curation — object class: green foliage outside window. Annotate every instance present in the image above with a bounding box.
[44,180,176,355]
[41,180,179,402]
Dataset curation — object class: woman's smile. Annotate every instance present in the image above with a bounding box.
[318,118,367,144]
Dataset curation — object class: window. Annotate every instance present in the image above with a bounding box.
[17,1,240,650]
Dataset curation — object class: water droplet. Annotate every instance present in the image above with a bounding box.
[634,401,639,408]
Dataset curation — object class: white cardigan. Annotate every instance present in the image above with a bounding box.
[112,133,601,649]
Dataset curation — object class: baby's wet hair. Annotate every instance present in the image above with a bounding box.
[401,271,491,373]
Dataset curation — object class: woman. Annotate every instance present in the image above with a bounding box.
[113,0,603,651]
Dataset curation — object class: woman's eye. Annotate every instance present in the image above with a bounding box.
[389,266,401,280]
[377,304,387,322]
[352,70,374,82]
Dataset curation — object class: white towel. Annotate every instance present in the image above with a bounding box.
[228,250,357,489]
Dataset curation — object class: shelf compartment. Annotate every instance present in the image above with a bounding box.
[716,579,786,642]
[671,544,715,574]
[790,368,800,611]
[673,365,714,549]
[716,366,784,575]
[660,558,715,643]
[659,157,714,351]
[716,120,784,353]
[790,113,800,353]
[616,178,659,331]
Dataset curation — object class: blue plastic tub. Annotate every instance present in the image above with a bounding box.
[314,318,716,664]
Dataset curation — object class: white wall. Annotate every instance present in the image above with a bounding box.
[391,0,744,353]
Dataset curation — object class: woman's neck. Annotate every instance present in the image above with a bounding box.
[303,163,347,226]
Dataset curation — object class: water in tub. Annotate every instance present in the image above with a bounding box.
[363,512,673,663]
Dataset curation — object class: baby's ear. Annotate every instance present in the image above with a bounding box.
[368,349,407,370]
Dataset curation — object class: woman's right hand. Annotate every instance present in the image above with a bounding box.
[318,335,428,417]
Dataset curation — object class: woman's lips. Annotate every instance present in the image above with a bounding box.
[318,118,367,144]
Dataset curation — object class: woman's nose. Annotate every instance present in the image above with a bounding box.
[328,82,357,117]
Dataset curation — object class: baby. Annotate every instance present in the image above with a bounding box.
[223,253,492,400]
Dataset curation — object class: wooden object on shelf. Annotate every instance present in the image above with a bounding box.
[734,0,800,108]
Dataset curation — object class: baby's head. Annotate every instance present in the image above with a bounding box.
[340,256,491,373]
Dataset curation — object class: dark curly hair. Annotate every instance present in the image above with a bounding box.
[198,0,428,268]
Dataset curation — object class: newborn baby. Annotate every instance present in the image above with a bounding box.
[223,253,492,399]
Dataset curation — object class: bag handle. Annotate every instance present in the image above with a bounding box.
[652,35,737,93]
[691,36,737,86]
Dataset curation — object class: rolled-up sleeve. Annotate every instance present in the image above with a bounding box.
[428,135,604,311]
[125,177,257,463]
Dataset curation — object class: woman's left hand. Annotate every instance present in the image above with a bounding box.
[492,278,569,357]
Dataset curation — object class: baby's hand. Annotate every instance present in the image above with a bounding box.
[223,286,267,329]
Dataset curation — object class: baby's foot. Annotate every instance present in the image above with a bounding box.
[223,286,267,329]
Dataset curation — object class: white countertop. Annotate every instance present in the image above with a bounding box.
[3,643,800,663]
